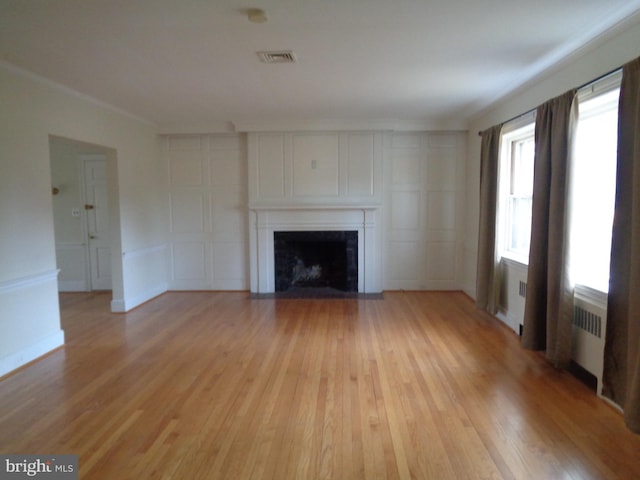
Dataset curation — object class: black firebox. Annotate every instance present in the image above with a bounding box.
[274,231,358,292]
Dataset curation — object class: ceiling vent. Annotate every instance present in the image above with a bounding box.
[257,50,297,64]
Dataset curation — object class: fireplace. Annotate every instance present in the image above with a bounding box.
[274,231,358,292]
[249,207,382,294]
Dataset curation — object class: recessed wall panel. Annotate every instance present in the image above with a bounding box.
[172,242,207,280]
[346,133,375,196]
[257,134,285,198]
[292,134,339,196]
[169,151,203,186]
[427,191,456,231]
[210,150,244,187]
[211,189,246,241]
[427,242,456,281]
[170,192,205,233]
[389,241,420,280]
[213,242,246,282]
[427,150,457,188]
[169,135,202,151]
[390,191,420,230]
[391,150,421,186]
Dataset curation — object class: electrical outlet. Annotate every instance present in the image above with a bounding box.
[71,208,80,217]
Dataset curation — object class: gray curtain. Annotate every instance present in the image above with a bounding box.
[603,57,640,433]
[521,90,578,369]
[476,125,503,313]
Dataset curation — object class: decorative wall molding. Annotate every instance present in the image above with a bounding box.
[0,269,64,377]
[0,269,60,294]
[234,118,467,133]
[0,60,155,127]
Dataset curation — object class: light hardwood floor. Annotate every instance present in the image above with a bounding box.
[1,291,639,479]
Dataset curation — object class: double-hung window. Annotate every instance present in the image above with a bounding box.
[498,117,536,263]
[570,73,621,292]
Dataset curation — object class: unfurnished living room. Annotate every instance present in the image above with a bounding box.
[2,1,640,479]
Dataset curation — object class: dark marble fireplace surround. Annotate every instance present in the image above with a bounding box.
[274,230,358,293]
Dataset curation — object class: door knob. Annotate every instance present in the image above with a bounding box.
[89,234,96,239]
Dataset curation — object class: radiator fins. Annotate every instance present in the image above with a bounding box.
[573,305,602,338]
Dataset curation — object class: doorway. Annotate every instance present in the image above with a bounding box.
[50,136,117,292]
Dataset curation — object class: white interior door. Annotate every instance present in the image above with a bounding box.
[83,156,112,290]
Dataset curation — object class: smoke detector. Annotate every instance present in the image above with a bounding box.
[257,50,297,64]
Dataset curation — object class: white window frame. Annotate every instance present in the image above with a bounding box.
[498,113,536,265]
[570,70,622,293]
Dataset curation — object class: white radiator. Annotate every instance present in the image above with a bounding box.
[571,287,608,396]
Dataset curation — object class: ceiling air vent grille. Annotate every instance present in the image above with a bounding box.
[257,50,297,64]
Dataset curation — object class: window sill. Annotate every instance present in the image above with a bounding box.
[574,284,608,309]
[499,252,528,268]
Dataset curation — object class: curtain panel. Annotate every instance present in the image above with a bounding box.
[476,125,503,313]
[603,57,640,433]
[521,90,578,369]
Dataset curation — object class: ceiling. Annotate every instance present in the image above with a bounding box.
[2,0,640,132]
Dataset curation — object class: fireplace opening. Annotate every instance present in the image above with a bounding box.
[274,231,358,292]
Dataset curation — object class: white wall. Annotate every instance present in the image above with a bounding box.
[463,18,640,300]
[0,63,166,376]
[384,131,466,290]
[161,130,467,292]
[161,134,249,290]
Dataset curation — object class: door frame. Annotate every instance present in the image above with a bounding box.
[79,154,112,290]
[49,135,123,304]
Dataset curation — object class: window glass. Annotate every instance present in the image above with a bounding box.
[570,88,619,292]
[499,122,535,262]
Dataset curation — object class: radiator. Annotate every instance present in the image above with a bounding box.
[571,288,607,396]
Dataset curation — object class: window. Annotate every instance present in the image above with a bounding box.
[498,119,536,263]
[570,79,620,292]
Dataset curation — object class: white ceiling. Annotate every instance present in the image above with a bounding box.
[2,0,640,131]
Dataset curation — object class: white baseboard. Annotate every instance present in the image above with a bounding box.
[111,283,167,312]
[496,311,520,334]
[0,330,65,378]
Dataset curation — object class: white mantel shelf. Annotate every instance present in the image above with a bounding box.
[249,204,381,210]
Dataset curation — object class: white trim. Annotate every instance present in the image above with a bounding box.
[574,284,608,309]
[0,60,156,127]
[600,394,623,411]
[468,8,640,123]
[500,255,528,272]
[0,330,65,378]
[0,270,60,294]
[110,283,167,313]
[158,122,236,135]
[234,118,468,133]
[501,111,536,135]
[496,310,520,334]
[249,204,381,211]
[577,70,622,102]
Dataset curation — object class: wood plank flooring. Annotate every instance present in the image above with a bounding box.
[1,291,639,479]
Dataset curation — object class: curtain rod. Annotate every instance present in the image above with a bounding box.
[477,66,623,136]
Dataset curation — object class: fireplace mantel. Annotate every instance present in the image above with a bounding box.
[249,206,382,294]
